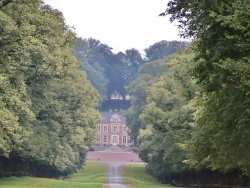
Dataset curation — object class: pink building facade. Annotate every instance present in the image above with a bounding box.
[96,112,131,146]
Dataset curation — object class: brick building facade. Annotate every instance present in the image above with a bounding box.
[96,112,131,146]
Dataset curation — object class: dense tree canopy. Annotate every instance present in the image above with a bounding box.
[125,58,169,145]
[75,38,130,101]
[144,40,189,61]
[0,0,99,176]
[138,52,196,182]
[75,38,109,102]
[162,0,250,175]
[75,38,189,104]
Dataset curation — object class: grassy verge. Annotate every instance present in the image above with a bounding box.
[0,162,106,188]
[65,161,106,183]
[122,164,174,188]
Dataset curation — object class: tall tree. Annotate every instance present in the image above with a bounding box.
[0,0,99,176]
[124,48,145,83]
[138,52,196,183]
[144,40,189,61]
[164,0,250,174]
[0,0,39,156]
[75,38,147,102]
[75,38,109,102]
[126,58,168,145]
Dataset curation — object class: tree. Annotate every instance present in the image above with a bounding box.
[0,0,99,176]
[0,0,39,156]
[75,38,109,102]
[144,40,189,61]
[75,37,129,101]
[19,71,99,174]
[138,52,196,183]
[75,38,147,102]
[126,58,168,145]
[124,48,145,83]
[165,0,250,174]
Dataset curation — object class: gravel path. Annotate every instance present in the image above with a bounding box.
[103,161,133,188]
[87,147,143,188]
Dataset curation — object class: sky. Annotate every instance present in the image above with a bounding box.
[43,0,185,54]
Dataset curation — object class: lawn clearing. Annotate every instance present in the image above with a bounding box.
[0,162,106,188]
[122,164,174,188]
[66,161,106,183]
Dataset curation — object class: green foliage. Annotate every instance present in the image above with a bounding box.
[125,59,168,145]
[0,0,100,175]
[137,52,196,182]
[123,48,145,82]
[144,40,189,61]
[75,38,137,101]
[0,74,34,156]
[75,38,188,103]
[187,59,250,173]
[19,73,99,173]
[75,38,109,102]
[0,0,41,156]
[166,0,250,175]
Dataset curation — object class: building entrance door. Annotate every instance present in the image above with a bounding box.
[112,135,118,146]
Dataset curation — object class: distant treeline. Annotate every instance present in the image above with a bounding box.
[75,38,189,104]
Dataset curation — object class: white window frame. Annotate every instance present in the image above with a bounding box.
[97,125,101,132]
[113,125,118,133]
[103,135,107,143]
[103,125,108,132]
[123,126,127,133]
[122,136,127,144]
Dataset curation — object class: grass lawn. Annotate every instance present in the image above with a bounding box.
[122,164,174,188]
[0,162,106,188]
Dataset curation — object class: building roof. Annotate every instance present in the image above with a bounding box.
[100,112,126,123]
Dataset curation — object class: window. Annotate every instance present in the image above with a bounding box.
[103,135,107,143]
[123,126,127,133]
[113,126,117,133]
[122,136,127,144]
[110,114,121,122]
[97,125,101,132]
[103,125,108,132]
[113,126,118,133]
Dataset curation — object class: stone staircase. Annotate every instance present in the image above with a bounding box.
[102,146,126,152]
[94,145,133,152]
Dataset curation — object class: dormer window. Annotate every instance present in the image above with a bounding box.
[110,114,121,122]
